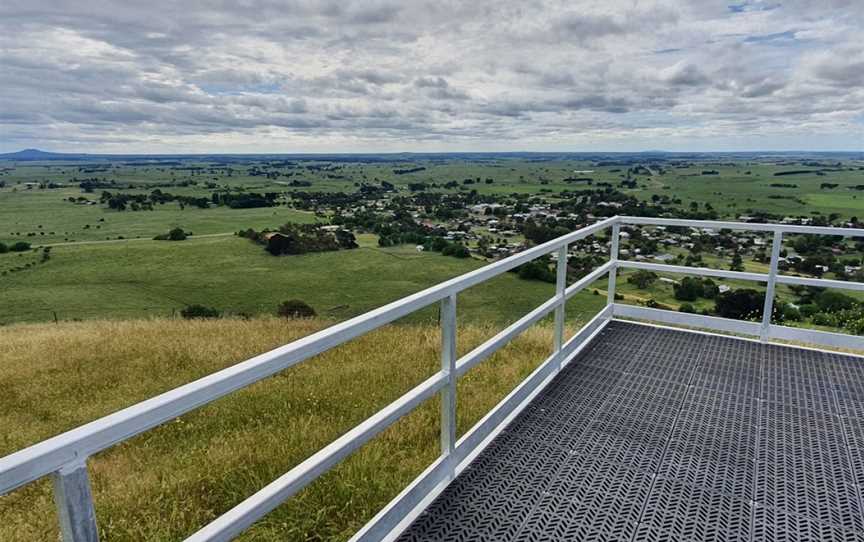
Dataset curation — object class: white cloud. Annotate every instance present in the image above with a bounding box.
[0,0,861,152]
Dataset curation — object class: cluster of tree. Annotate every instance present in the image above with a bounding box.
[98,189,211,211]
[153,227,190,241]
[211,191,280,209]
[393,166,426,175]
[290,190,378,211]
[673,277,720,302]
[522,221,570,245]
[0,241,32,253]
[238,223,358,256]
[431,238,471,258]
[627,270,658,289]
[511,257,556,283]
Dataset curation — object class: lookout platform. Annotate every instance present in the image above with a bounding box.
[398,321,864,542]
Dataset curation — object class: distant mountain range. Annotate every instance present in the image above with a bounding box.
[0,148,861,162]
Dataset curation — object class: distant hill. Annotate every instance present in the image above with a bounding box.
[0,148,91,161]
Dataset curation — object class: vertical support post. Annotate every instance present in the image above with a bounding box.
[53,460,99,542]
[761,230,783,343]
[439,294,457,475]
[606,223,620,308]
[553,244,568,368]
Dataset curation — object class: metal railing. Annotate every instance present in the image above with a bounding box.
[1,215,863,542]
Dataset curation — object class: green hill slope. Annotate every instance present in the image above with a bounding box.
[0,316,564,541]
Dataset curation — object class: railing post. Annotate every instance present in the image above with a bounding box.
[761,230,783,342]
[439,294,457,475]
[607,223,620,308]
[53,460,99,542]
[553,244,568,369]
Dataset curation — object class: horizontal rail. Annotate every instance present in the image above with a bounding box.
[613,304,761,336]
[618,260,864,294]
[776,274,864,292]
[619,216,864,237]
[0,217,617,496]
[617,260,768,282]
[185,372,447,542]
[613,304,864,351]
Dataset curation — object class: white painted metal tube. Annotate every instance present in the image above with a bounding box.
[53,461,99,542]
[617,260,768,282]
[184,372,448,542]
[776,274,864,292]
[612,304,762,337]
[619,216,864,237]
[761,231,784,342]
[607,223,620,306]
[553,244,568,356]
[439,295,457,463]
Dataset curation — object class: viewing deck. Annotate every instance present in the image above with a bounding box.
[398,321,864,542]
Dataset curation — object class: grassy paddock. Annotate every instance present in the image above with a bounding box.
[0,316,563,541]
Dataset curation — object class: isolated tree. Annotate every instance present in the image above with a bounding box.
[627,270,658,289]
[730,252,744,272]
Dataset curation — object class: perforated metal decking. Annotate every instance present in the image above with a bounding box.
[396,320,864,541]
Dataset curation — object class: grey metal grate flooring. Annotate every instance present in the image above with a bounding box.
[397,320,864,541]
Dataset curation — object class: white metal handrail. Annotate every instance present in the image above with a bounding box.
[2,214,863,542]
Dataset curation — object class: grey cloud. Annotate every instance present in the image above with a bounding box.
[0,0,861,151]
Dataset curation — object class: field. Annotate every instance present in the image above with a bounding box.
[2,153,862,328]
[0,233,606,326]
[0,316,567,541]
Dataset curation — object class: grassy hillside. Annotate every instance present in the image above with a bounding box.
[0,316,568,541]
[0,235,607,326]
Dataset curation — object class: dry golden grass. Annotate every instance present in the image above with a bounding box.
[0,316,558,541]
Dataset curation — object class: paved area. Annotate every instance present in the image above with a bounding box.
[398,320,864,541]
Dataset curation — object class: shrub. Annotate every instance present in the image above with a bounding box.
[442,243,470,258]
[714,289,765,321]
[627,270,658,289]
[673,277,704,301]
[847,318,864,335]
[679,303,696,313]
[781,304,802,322]
[10,241,31,252]
[812,312,835,326]
[516,260,555,283]
[815,291,857,312]
[277,299,316,319]
[799,303,819,317]
[180,304,221,319]
[154,227,189,241]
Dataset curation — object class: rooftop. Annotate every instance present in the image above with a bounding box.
[398,321,864,541]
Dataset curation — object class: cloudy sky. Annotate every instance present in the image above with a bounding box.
[0,0,862,153]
